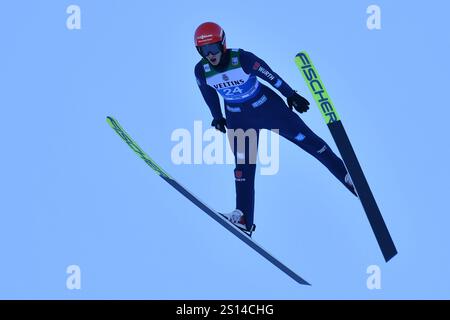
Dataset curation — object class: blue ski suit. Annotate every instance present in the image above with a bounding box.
[195,49,354,230]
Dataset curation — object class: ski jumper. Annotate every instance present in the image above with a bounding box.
[195,49,354,230]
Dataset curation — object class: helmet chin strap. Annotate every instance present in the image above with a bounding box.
[214,49,230,69]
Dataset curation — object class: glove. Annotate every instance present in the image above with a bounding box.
[211,117,227,133]
[287,91,310,113]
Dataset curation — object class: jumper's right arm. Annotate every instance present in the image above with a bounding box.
[194,63,223,120]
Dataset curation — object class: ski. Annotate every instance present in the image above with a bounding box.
[294,52,397,262]
[106,116,310,285]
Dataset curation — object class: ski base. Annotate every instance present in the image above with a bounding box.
[295,51,397,262]
[106,116,310,286]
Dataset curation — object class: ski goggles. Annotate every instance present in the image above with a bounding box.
[198,42,222,57]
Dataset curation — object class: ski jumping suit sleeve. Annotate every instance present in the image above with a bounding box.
[195,49,355,230]
[195,63,224,120]
[239,50,296,98]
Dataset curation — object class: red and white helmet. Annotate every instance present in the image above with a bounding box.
[194,22,226,56]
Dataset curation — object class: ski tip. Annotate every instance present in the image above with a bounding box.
[106,116,117,127]
[295,51,308,58]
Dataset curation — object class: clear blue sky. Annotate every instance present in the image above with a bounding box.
[1,0,449,299]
